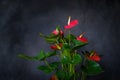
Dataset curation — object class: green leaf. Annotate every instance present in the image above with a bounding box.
[72,39,88,50]
[82,60,104,76]
[48,34,58,38]
[66,34,76,40]
[18,54,35,60]
[62,43,70,50]
[71,54,82,64]
[41,33,58,44]
[38,65,53,73]
[56,71,66,79]
[56,26,60,30]
[45,38,57,44]
[49,62,60,69]
[62,43,71,55]
[39,33,46,38]
[45,51,56,58]
[56,71,73,80]
[61,55,71,64]
[35,50,46,61]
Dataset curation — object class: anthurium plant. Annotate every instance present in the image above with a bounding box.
[18,16,103,80]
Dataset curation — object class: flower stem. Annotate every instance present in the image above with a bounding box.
[81,57,87,80]
[44,59,51,68]
[69,29,71,45]
[81,72,85,80]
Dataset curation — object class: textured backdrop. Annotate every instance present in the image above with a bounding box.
[0,0,120,80]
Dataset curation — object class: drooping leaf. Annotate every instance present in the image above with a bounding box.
[40,33,58,44]
[71,54,82,64]
[38,65,53,74]
[35,50,46,61]
[82,60,104,76]
[49,62,60,69]
[45,38,57,44]
[18,54,35,60]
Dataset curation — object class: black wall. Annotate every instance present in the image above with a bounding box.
[0,0,120,80]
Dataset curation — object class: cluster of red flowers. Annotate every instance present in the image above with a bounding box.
[49,18,101,80]
[50,18,100,62]
[51,19,88,49]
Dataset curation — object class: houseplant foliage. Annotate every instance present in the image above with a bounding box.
[18,16,103,80]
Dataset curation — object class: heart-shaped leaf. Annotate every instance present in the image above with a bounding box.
[71,54,82,65]
[72,39,88,50]
[82,60,104,76]
[61,55,71,64]
[56,70,73,80]
[49,62,60,69]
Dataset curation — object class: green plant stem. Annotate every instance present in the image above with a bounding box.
[81,57,87,80]
[72,64,75,80]
[81,72,85,80]
[68,29,71,45]
[70,64,72,72]
[44,59,51,68]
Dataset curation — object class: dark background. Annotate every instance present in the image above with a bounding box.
[0,0,120,80]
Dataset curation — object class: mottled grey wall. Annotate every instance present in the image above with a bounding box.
[0,0,120,80]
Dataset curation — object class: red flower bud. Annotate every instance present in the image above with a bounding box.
[50,75,58,80]
[52,30,63,35]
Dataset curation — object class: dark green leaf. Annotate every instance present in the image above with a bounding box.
[56,71,66,79]
[56,70,73,80]
[45,38,57,44]
[61,55,71,64]
[38,65,53,74]
[18,54,35,60]
[66,34,76,40]
[71,54,82,64]
[72,39,88,50]
[62,43,70,50]
[48,34,58,38]
[49,62,60,69]
[35,50,46,61]
[82,60,104,76]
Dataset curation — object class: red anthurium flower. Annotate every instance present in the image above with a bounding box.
[87,51,101,62]
[50,43,62,50]
[77,32,88,43]
[50,75,58,80]
[52,30,63,35]
[64,16,78,29]
[64,20,78,29]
